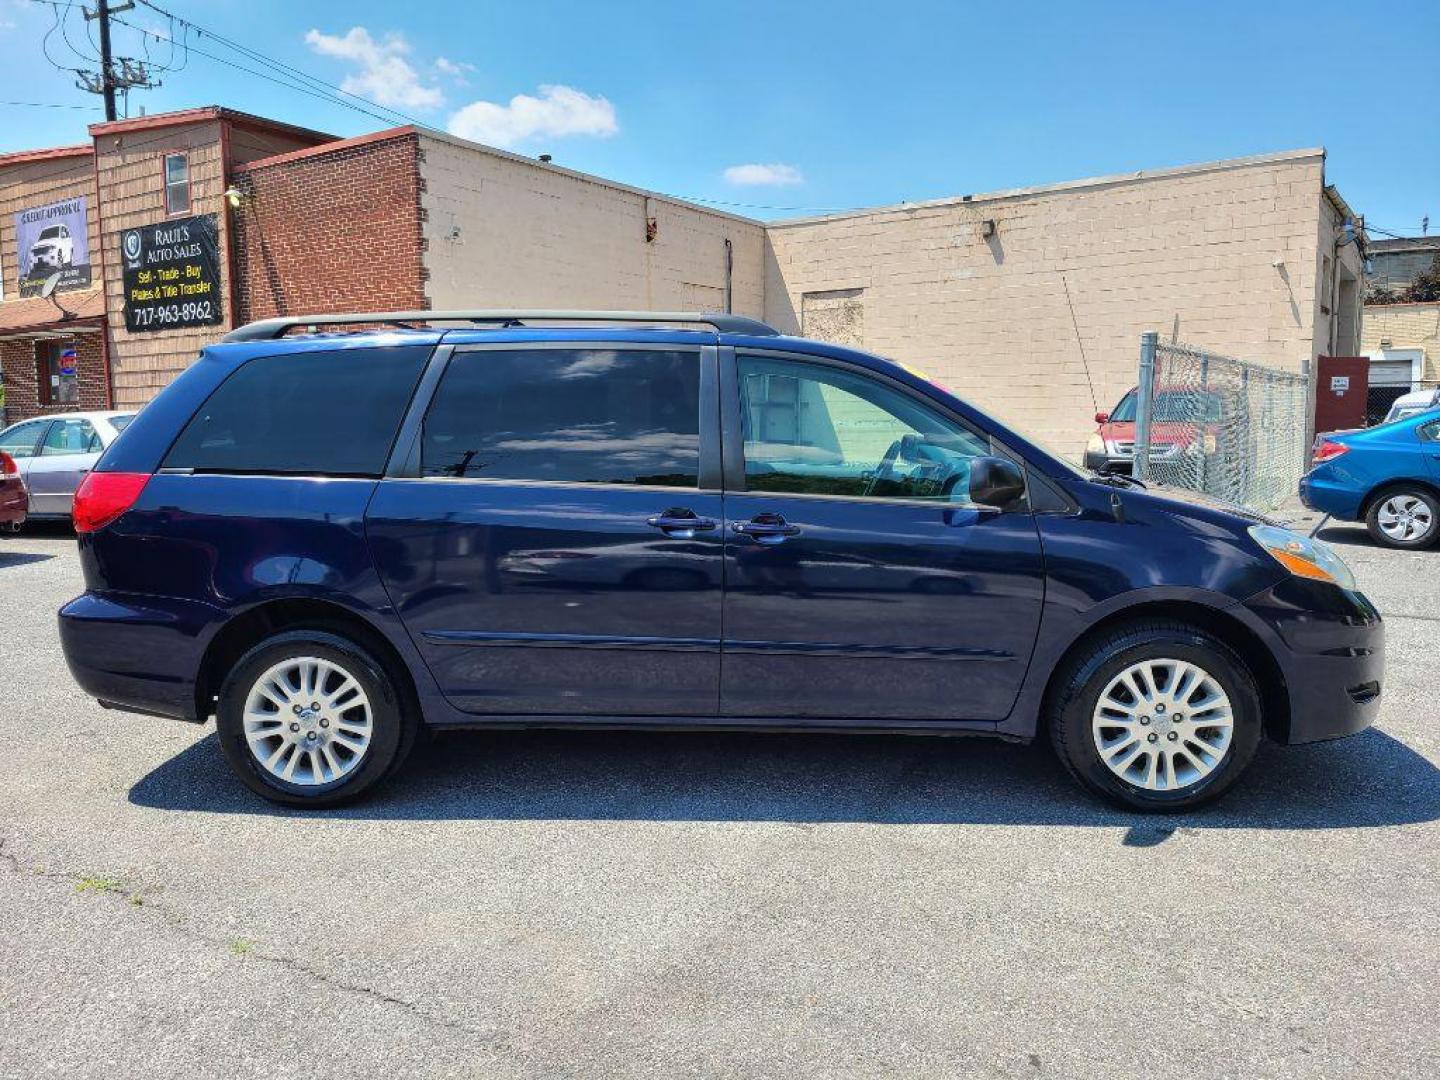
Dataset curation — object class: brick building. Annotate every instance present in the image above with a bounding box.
[0,106,1364,455]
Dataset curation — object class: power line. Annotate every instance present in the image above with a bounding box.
[1,100,103,110]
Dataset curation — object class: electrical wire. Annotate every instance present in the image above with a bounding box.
[1,100,102,110]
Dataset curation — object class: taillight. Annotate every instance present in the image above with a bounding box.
[72,472,150,533]
[1312,440,1350,465]
[0,451,17,478]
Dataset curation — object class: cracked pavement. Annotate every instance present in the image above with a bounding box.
[1,514,1437,1078]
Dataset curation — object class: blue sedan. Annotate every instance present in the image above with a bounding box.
[1301,408,1440,548]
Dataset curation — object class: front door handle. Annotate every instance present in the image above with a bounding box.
[646,508,717,537]
[732,513,802,544]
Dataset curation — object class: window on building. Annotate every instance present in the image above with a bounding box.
[163,347,430,476]
[164,153,190,215]
[420,349,701,486]
[36,341,80,407]
[738,354,988,500]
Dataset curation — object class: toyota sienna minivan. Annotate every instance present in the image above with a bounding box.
[59,311,1382,811]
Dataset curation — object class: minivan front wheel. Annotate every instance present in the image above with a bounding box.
[216,630,415,807]
[1048,622,1262,811]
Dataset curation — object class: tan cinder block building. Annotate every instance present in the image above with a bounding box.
[1,108,1363,457]
[765,149,1364,455]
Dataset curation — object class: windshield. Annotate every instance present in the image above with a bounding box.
[1109,390,1225,423]
[109,414,137,433]
[38,226,62,241]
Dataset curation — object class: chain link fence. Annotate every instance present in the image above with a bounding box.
[1133,335,1310,512]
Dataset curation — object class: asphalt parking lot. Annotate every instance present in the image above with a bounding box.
[1,514,1436,1079]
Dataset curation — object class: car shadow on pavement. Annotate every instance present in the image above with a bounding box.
[129,725,1440,838]
[0,550,54,568]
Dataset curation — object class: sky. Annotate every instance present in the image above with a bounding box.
[0,0,1436,234]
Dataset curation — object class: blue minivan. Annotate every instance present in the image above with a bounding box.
[59,311,1382,811]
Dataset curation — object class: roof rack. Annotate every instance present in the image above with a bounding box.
[221,309,779,342]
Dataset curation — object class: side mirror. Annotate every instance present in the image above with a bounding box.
[968,455,1026,508]
[1094,411,1110,424]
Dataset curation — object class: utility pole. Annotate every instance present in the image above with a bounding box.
[77,1,158,121]
[95,0,119,121]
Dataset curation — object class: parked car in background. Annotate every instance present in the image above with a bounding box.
[0,451,27,532]
[58,310,1382,815]
[1310,388,1440,458]
[0,411,136,521]
[1381,387,1440,424]
[1302,408,1440,549]
[1084,386,1233,474]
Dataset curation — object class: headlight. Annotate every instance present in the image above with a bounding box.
[1248,525,1356,590]
[1086,432,1106,455]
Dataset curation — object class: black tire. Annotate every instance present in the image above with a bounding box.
[1364,485,1440,550]
[1047,621,1263,812]
[216,629,417,808]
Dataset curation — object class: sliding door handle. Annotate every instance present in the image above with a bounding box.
[646,509,717,537]
[732,514,802,544]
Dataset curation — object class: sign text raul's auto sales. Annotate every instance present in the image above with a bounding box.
[121,214,224,332]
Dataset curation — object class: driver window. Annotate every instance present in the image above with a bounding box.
[738,354,988,500]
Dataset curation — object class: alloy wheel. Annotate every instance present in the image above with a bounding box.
[1091,657,1233,792]
[1376,495,1434,543]
[242,656,373,786]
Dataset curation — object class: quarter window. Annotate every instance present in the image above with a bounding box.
[421,348,701,486]
[738,354,988,500]
[1420,420,1440,443]
[163,347,429,476]
[164,153,190,214]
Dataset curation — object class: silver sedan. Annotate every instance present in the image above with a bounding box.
[0,410,136,520]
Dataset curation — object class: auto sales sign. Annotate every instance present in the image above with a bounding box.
[15,196,91,297]
[122,214,224,332]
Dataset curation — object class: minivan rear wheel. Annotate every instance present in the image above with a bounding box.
[1048,621,1262,812]
[216,630,416,807]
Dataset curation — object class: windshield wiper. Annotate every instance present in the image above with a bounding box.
[1089,470,1147,489]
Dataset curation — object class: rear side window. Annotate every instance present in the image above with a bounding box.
[164,347,429,475]
[421,348,700,486]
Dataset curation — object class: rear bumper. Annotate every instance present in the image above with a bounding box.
[1240,578,1383,744]
[1298,470,1365,521]
[58,591,220,722]
[0,483,26,524]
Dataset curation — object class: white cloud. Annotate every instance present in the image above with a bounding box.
[304,27,444,111]
[447,85,618,149]
[723,163,805,187]
[433,57,475,85]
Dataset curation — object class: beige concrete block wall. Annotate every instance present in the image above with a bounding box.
[419,132,765,319]
[1362,302,1440,382]
[93,119,230,409]
[765,150,1333,457]
[0,153,99,309]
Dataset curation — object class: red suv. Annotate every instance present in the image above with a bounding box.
[1084,387,1230,474]
[0,451,28,531]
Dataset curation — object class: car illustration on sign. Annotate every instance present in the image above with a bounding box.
[28,224,74,273]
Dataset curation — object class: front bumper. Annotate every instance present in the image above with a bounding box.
[1083,451,1133,475]
[1240,577,1383,744]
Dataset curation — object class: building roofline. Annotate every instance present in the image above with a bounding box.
[414,126,764,227]
[89,106,333,145]
[768,147,1329,228]
[0,144,95,169]
[1369,236,1440,253]
[233,126,417,172]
